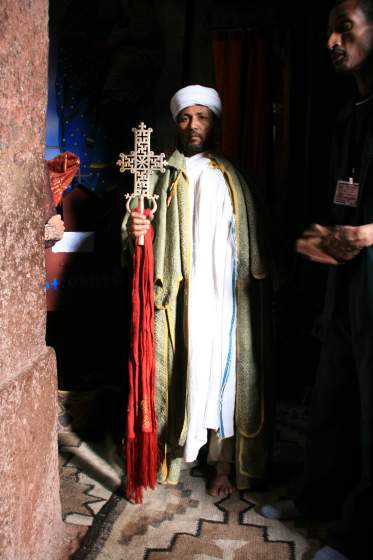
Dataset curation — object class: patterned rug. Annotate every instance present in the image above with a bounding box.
[59,397,329,559]
[59,431,122,526]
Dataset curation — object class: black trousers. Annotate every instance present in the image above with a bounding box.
[296,303,373,558]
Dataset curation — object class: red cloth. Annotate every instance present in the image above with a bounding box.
[47,151,80,207]
[126,210,158,503]
[212,30,271,186]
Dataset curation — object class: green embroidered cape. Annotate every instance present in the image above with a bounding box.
[122,149,275,489]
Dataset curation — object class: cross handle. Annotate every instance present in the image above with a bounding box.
[125,193,159,246]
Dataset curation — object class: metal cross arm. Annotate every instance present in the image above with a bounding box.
[117,122,167,245]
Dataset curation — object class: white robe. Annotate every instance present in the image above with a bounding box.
[183,153,237,463]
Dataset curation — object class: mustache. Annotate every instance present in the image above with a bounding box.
[186,132,202,141]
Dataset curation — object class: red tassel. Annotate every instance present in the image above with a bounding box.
[125,209,158,503]
[126,432,159,504]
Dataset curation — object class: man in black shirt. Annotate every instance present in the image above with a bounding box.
[260,2,373,560]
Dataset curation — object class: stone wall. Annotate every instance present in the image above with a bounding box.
[0,1,65,558]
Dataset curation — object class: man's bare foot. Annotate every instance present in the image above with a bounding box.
[207,473,235,497]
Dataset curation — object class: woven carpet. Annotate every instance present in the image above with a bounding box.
[59,398,329,559]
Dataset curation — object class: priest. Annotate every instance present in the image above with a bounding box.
[122,84,274,496]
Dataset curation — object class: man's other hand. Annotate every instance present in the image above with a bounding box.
[296,224,340,265]
[334,224,373,249]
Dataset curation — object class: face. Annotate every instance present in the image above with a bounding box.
[327,0,373,74]
[176,104,215,156]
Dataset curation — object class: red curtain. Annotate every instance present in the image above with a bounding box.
[213,30,272,191]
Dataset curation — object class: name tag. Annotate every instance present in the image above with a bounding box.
[334,179,360,207]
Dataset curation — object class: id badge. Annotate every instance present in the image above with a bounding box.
[333,178,360,207]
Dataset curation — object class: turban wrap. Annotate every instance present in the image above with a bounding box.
[170,84,222,121]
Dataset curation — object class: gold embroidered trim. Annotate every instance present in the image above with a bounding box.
[167,169,188,207]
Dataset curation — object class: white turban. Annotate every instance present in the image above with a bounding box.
[170,85,222,121]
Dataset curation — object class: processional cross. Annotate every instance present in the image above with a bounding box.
[117,122,167,245]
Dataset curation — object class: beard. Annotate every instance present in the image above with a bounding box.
[178,131,214,157]
[180,141,205,156]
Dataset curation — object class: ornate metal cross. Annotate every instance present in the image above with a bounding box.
[117,122,167,245]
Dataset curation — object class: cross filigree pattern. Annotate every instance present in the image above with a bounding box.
[117,122,167,216]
